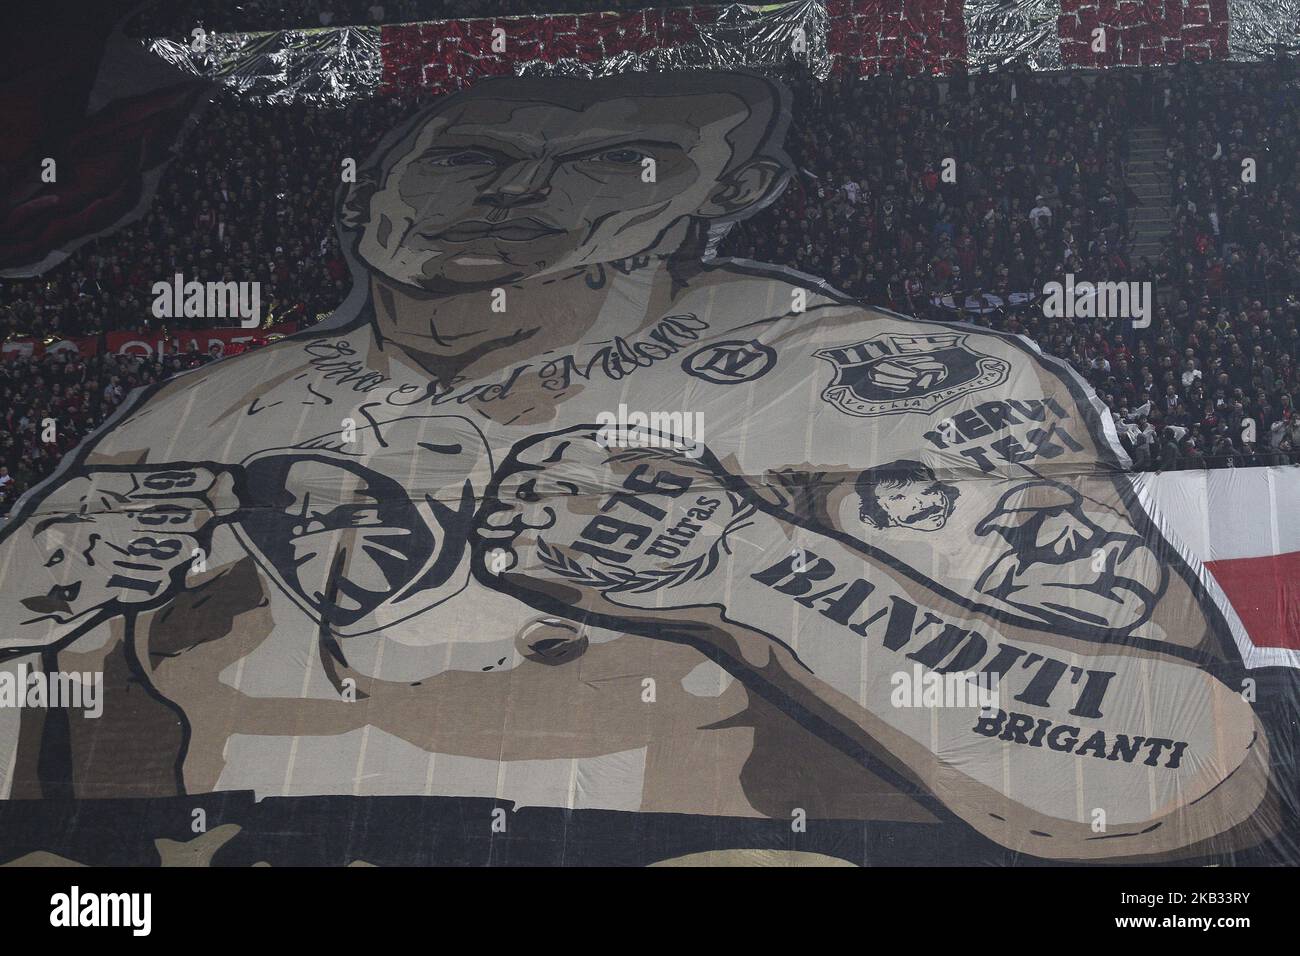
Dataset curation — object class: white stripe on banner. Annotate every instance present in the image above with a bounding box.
[1149,466,1300,562]
[1137,466,1300,670]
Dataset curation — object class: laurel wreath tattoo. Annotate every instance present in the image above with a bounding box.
[536,491,757,594]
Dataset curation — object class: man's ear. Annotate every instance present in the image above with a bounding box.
[697,156,787,221]
[339,168,381,232]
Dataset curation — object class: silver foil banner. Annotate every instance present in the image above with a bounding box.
[1228,0,1300,59]
[518,1,830,81]
[964,0,1065,72]
[148,26,382,104]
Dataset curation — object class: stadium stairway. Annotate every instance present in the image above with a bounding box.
[1126,126,1172,264]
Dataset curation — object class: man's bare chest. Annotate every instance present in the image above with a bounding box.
[205,319,798,472]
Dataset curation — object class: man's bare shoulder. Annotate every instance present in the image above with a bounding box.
[674,265,1111,447]
[679,262,1021,343]
[87,334,326,464]
[674,260,844,321]
[698,272,1048,362]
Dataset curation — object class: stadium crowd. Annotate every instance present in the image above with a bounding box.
[4,59,1300,515]
[0,352,179,516]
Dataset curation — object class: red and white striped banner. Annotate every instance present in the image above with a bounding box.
[150,0,1298,104]
[1138,466,1300,667]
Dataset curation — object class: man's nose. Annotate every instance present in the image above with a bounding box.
[476,159,552,210]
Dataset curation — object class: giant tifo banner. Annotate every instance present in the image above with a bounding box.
[0,69,1295,867]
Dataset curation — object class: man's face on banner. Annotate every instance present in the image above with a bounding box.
[353,89,769,288]
[868,477,955,532]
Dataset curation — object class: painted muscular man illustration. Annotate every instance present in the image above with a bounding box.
[0,71,1275,861]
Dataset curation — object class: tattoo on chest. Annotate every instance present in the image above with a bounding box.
[299,314,710,410]
[583,255,653,290]
[304,340,395,393]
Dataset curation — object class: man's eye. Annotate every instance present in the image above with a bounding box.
[589,148,648,165]
[422,150,497,168]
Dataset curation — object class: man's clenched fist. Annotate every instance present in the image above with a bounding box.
[474,425,749,600]
[16,466,235,634]
[866,355,949,393]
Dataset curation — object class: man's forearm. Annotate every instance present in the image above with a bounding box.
[475,431,1269,860]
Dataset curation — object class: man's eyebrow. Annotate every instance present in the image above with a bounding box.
[33,513,91,536]
[429,128,690,157]
[429,128,544,154]
[556,137,688,159]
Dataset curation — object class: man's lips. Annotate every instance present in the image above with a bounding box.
[424,218,563,243]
